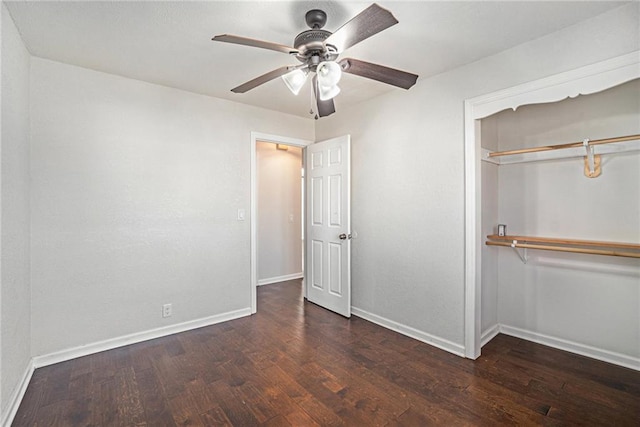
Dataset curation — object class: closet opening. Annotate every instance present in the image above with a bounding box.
[475,77,640,370]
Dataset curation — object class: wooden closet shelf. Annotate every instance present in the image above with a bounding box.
[486,235,640,259]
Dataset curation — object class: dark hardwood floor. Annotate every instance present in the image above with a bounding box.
[13,280,640,426]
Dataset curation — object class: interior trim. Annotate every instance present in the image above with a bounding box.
[352,306,465,357]
[257,272,304,286]
[32,307,251,369]
[499,324,640,372]
[2,359,35,427]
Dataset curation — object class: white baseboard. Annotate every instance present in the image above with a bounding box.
[351,307,465,357]
[498,324,640,371]
[33,307,252,368]
[2,358,35,427]
[257,272,303,286]
[481,324,500,347]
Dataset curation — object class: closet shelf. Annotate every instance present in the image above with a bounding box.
[486,235,640,259]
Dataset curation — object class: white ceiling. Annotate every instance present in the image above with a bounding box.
[4,1,627,119]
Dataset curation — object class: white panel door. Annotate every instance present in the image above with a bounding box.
[305,135,351,317]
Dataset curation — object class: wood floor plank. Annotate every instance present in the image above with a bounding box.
[12,280,640,426]
[167,392,206,426]
[135,367,175,425]
[66,371,93,425]
[200,405,233,427]
[90,378,119,426]
[207,380,261,426]
[12,371,47,426]
[282,408,321,427]
[114,366,146,425]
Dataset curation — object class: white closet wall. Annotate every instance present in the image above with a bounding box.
[481,79,640,365]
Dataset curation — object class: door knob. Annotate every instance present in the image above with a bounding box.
[339,233,352,240]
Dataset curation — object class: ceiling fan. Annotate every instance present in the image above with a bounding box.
[212,3,418,119]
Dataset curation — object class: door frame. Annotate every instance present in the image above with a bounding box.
[250,132,313,314]
[462,51,639,359]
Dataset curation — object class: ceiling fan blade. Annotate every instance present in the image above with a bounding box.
[339,58,418,89]
[325,4,398,52]
[231,66,297,93]
[212,34,298,55]
[313,75,336,118]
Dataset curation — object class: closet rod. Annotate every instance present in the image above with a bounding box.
[486,235,640,250]
[488,134,640,158]
[486,241,640,259]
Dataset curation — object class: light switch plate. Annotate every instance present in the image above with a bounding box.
[237,209,246,221]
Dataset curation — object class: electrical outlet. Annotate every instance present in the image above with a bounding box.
[162,303,172,318]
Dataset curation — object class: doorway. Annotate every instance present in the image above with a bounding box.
[256,141,303,286]
[250,132,312,313]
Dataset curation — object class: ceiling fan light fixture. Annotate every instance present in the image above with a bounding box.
[316,61,342,100]
[318,83,341,101]
[213,4,418,117]
[316,61,342,87]
[282,68,308,95]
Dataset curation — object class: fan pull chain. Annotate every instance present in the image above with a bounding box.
[309,82,315,117]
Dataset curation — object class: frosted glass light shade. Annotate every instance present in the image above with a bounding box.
[282,69,308,95]
[317,61,342,87]
[318,84,340,101]
[316,61,342,101]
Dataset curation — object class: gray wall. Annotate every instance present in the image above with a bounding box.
[29,58,314,356]
[315,3,639,351]
[1,3,31,419]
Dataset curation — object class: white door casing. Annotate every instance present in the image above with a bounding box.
[250,132,312,314]
[305,135,351,317]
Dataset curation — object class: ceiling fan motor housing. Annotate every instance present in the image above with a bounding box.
[294,29,338,64]
[294,9,338,66]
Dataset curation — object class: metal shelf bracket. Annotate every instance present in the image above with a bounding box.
[511,240,528,263]
[583,138,601,178]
